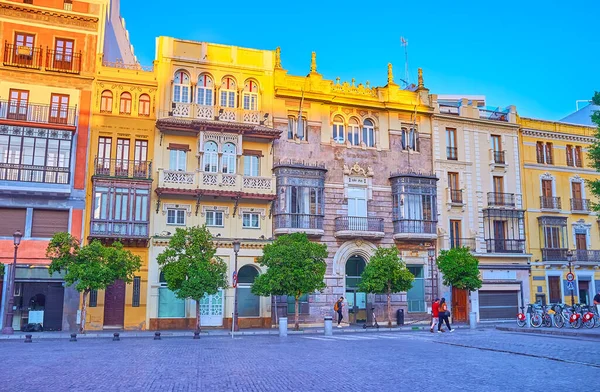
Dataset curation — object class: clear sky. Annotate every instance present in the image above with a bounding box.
[120,0,599,120]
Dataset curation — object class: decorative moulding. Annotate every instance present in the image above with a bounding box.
[238,207,266,219]
[201,205,230,218]
[162,204,192,217]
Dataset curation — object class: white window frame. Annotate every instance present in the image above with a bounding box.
[203,141,219,173]
[169,149,187,171]
[287,116,307,141]
[244,155,260,177]
[197,74,214,106]
[220,77,237,108]
[206,210,224,227]
[173,71,190,103]
[242,212,260,229]
[166,208,186,226]
[362,119,375,147]
[222,143,236,174]
[332,117,345,144]
[348,119,360,146]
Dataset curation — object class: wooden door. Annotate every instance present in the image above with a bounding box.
[54,38,74,70]
[8,89,29,121]
[493,176,504,194]
[97,137,112,174]
[103,280,125,327]
[491,135,501,152]
[548,276,561,304]
[14,33,35,66]
[493,220,506,252]
[542,180,552,197]
[49,94,69,124]
[134,140,148,177]
[575,234,586,251]
[451,287,468,322]
[115,138,130,176]
[572,182,582,202]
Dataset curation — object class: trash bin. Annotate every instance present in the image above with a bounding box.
[396,309,404,326]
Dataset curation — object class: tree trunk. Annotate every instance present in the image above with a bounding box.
[387,282,392,328]
[80,289,89,334]
[196,299,201,332]
[294,296,300,331]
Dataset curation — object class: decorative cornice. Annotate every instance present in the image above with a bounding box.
[162,203,192,217]
[201,205,230,218]
[238,207,266,219]
[521,128,596,144]
[0,3,99,31]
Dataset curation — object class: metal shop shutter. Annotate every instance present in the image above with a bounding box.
[479,290,518,320]
[31,210,69,238]
[0,208,26,236]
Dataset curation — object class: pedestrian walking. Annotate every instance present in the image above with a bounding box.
[430,298,440,333]
[437,297,453,333]
[334,296,344,328]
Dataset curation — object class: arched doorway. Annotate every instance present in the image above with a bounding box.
[238,265,260,318]
[345,255,367,324]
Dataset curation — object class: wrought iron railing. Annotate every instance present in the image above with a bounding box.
[3,43,43,69]
[447,238,476,250]
[492,150,506,164]
[93,158,152,179]
[570,198,591,212]
[393,219,436,235]
[45,49,82,74]
[0,162,70,184]
[449,189,463,204]
[485,239,526,254]
[335,216,384,233]
[540,196,561,210]
[0,99,77,126]
[488,192,516,207]
[446,147,457,160]
[574,250,600,262]
[541,248,568,261]
[274,214,323,231]
[89,220,149,238]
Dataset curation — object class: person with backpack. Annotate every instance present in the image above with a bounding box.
[334,297,344,328]
[437,297,454,333]
[430,298,440,333]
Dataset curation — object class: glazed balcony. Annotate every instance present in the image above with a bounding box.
[93,158,152,180]
[541,248,568,261]
[0,100,77,127]
[157,169,275,196]
[392,219,437,240]
[485,239,526,254]
[89,220,150,245]
[479,109,509,122]
[334,216,384,239]
[3,43,43,69]
[45,49,82,74]
[487,192,518,208]
[168,102,264,124]
[0,163,69,185]
[570,198,591,213]
[540,196,561,210]
[274,214,324,237]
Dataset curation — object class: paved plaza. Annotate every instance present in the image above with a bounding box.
[0,329,598,392]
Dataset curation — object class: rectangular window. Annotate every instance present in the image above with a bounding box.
[169,149,186,171]
[407,266,425,312]
[545,143,553,165]
[53,38,74,70]
[89,290,98,307]
[14,32,34,48]
[243,155,260,177]
[134,140,148,163]
[543,226,562,248]
[116,138,130,174]
[491,135,501,152]
[8,89,29,121]
[31,209,69,238]
[286,294,309,315]
[449,220,461,248]
[493,176,504,194]
[575,233,587,251]
[167,209,186,225]
[541,179,553,198]
[566,145,574,166]
[206,211,224,227]
[132,276,141,307]
[287,116,307,141]
[49,94,69,124]
[575,146,583,167]
[13,33,35,67]
[0,208,26,236]
[448,172,460,203]
[445,128,457,160]
[536,141,545,163]
[242,213,260,228]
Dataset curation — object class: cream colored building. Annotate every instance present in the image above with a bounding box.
[432,95,531,322]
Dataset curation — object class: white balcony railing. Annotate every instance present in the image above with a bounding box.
[158,169,275,195]
[167,102,261,124]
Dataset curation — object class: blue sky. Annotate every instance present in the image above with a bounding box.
[121,0,599,120]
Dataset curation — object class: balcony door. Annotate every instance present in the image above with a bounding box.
[54,38,74,71]
[347,187,367,231]
[572,182,583,210]
[548,276,561,304]
[449,220,461,248]
[115,139,130,176]
[8,89,29,121]
[491,135,501,153]
[493,220,507,252]
[14,33,35,66]
[97,137,112,174]
[134,140,148,177]
[49,94,69,124]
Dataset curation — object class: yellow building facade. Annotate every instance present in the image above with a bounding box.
[147,37,279,330]
[520,117,600,306]
[83,54,157,330]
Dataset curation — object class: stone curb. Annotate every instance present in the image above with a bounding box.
[496,326,600,339]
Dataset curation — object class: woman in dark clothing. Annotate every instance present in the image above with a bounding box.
[437,297,454,333]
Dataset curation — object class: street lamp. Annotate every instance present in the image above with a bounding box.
[566,249,574,306]
[427,246,436,301]
[2,230,22,335]
[232,240,241,332]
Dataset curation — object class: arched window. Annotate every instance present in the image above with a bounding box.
[100,90,113,113]
[173,70,190,103]
[345,255,366,289]
[119,92,132,115]
[222,142,236,174]
[363,119,375,147]
[242,80,258,111]
[138,94,150,117]
[203,141,218,173]
[332,115,345,144]
[220,77,237,108]
[348,118,360,146]
[197,74,214,106]
[237,265,259,317]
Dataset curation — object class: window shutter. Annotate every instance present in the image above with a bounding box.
[31,210,69,238]
[132,276,141,307]
[0,208,26,237]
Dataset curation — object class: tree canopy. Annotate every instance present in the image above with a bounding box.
[585,92,600,207]
[436,247,482,292]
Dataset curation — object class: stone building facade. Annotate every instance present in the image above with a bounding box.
[271,51,438,325]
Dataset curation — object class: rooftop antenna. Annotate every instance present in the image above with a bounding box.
[401,37,409,86]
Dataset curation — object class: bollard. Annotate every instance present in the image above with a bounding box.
[24,334,32,343]
[193,330,200,339]
[469,312,477,329]
[279,317,288,337]
[525,307,531,328]
[70,333,77,342]
[549,314,555,328]
[324,316,333,336]
[113,332,120,341]
[154,332,161,340]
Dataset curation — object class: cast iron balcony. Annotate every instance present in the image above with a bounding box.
[93,158,152,180]
[45,49,82,74]
[449,188,463,204]
[3,43,43,69]
[574,250,600,262]
[446,147,457,160]
[447,237,476,250]
[334,216,384,239]
[570,198,591,213]
[487,192,516,207]
[0,163,69,184]
[492,150,506,164]
[0,100,77,127]
[540,196,561,210]
[485,239,526,254]
[274,213,324,236]
[541,248,568,261]
[393,219,437,240]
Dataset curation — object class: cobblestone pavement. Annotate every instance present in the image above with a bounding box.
[0,329,597,392]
